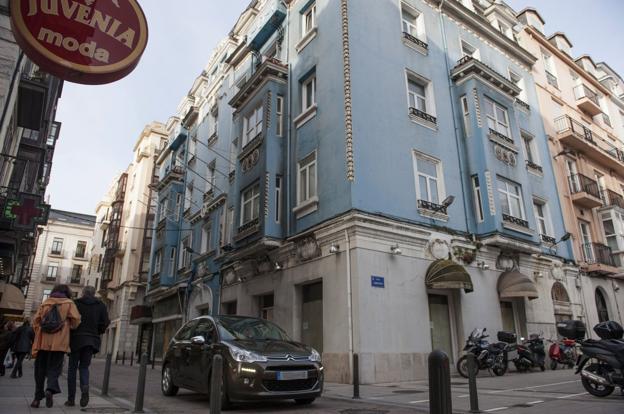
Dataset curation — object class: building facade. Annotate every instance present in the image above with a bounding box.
[24,209,95,317]
[92,122,167,358]
[143,0,599,384]
[0,1,63,319]
[516,7,624,330]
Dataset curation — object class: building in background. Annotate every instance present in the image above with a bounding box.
[92,122,167,358]
[516,7,624,330]
[144,0,587,384]
[0,1,63,319]
[23,209,95,318]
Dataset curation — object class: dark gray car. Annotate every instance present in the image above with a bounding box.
[161,315,323,409]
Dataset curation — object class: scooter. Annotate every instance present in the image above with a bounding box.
[513,333,546,372]
[548,338,577,370]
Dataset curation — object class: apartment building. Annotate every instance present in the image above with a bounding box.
[516,7,624,329]
[23,209,95,318]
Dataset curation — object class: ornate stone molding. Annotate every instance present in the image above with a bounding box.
[296,237,321,262]
[341,0,354,182]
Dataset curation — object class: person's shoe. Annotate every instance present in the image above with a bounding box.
[64,400,75,407]
[80,392,89,408]
[45,391,53,408]
[30,399,40,408]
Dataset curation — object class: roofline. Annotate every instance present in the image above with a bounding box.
[516,7,545,25]
[548,32,573,48]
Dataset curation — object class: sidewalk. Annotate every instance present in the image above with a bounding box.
[0,359,132,413]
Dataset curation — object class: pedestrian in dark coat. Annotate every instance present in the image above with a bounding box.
[0,320,16,376]
[10,319,34,378]
[65,286,109,408]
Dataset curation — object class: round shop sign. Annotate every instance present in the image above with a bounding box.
[10,0,148,85]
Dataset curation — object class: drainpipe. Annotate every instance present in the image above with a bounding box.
[284,2,293,237]
[177,130,190,322]
[438,0,471,232]
[345,228,354,374]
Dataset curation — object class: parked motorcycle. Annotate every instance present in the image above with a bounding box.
[457,328,508,378]
[569,320,624,397]
[548,337,577,370]
[513,333,546,372]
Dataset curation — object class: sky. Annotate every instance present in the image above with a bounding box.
[48,0,624,215]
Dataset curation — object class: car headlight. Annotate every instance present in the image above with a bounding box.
[226,344,268,363]
[308,348,322,362]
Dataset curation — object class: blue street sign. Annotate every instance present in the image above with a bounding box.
[371,275,385,288]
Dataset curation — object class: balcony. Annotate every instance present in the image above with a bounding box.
[515,97,530,112]
[409,107,437,126]
[568,174,602,208]
[554,115,624,176]
[229,58,288,110]
[48,249,64,258]
[540,234,556,245]
[181,106,199,129]
[526,160,543,173]
[99,217,110,230]
[451,56,521,97]
[156,165,184,191]
[417,199,448,221]
[573,84,601,116]
[601,189,624,210]
[581,242,618,275]
[402,31,429,53]
[502,213,529,228]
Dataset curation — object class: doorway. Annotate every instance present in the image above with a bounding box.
[428,294,454,362]
[301,281,323,353]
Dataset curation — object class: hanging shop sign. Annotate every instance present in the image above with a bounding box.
[2,192,50,231]
[10,0,148,85]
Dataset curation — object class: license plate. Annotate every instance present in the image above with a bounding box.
[276,371,308,380]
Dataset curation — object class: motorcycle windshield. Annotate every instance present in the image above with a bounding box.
[470,328,482,340]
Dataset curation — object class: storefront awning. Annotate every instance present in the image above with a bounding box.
[0,282,25,315]
[498,270,539,300]
[425,259,473,293]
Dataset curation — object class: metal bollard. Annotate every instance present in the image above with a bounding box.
[122,351,126,365]
[352,353,360,399]
[428,350,452,414]
[130,353,134,366]
[133,353,148,413]
[101,353,112,396]
[115,352,119,364]
[210,354,223,414]
[151,357,155,370]
[467,354,480,413]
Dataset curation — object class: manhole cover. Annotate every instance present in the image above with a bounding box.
[392,389,424,394]
[340,410,389,414]
[81,408,129,413]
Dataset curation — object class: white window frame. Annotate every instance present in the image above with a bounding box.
[154,250,162,274]
[497,177,525,219]
[242,104,263,147]
[302,2,316,37]
[174,193,182,222]
[405,70,436,118]
[533,199,552,237]
[542,49,558,85]
[170,247,177,271]
[276,96,284,137]
[275,175,282,223]
[208,161,216,192]
[46,262,59,279]
[201,223,211,253]
[579,221,594,262]
[302,74,316,112]
[521,132,540,165]
[412,151,445,205]
[297,152,317,204]
[460,38,480,60]
[159,198,167,222]
[460,95,471,137]
[471,174,484,222]
[241,183,261,225]
[400,2,426,42]
[484,97,511,137]
[508,68,526,101]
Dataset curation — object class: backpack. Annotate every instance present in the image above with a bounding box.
[40,304,65,334]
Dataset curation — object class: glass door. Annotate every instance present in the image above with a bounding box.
[594,171,607,204]
[566,159,580,193]
[579,221,594,262]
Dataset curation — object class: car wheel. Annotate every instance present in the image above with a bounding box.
[161,364,179,396]
[294,398,316,405]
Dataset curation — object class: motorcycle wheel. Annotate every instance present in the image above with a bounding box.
[457,355,477,379]
[540,364,546,372]
[581,363,615,397]
[492,354,507,376]
[550,360,558,370]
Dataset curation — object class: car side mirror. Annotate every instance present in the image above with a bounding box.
[191,335,206,345]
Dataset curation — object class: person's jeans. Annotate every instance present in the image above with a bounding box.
[67,347,94,401]
[34,351,65,400]
[10,352,27,377]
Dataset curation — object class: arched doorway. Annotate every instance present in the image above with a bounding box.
[551,282,572,331]
[595,288,610,322]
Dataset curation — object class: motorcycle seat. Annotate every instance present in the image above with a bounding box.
[584,339,624,363]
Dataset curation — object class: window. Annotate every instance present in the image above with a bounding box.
[243,104,263,147]
[414,153,442,205]
[180,236,192,269]
[159,198,167,222]
[46,262,59,280]
[276,96,284,137]
[241,183,260,225]
[71,265,82,283]
[153,250,162,274]
[302,2,316,36]
[579,221,593,262]
[408,78,427,112]
[460,95,471,136]
[51,238,63,255]
[498,178,524,219]
[174,193,182,222]
[42,289,51,302]
[406,71,436,123]
[508,69,527,101]
[225,208,234,244]
[460,39,479,60]
[298,152,317,204]
[471,175,484,222]
[533,200,550,236]
[275,176,282,223]
[595,289,610,322]
[302,74,316,112]
[229,139,237,174]
[522,133,539,165]
[201,223,211,253]
[401,3,426,42]
[169,247,177,271]
[207,162,216,192]
[602,214,618,252]
[542,50,558,88]
[259,293,274,321]
[75,241,87,258]
[496,20,512,39]
[484,98,510,137]
[222,301,237,315]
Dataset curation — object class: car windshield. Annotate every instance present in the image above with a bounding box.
[217,316,291,341]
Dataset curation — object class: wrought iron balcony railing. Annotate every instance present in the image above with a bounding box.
[488,128,514,145]
[526,160,543,172]
[402,31,428,50]
[409,107,437,125]
[602,189,624,209]
[417,199,448,215]
[541,234,556,244]
[502,213,529,228]
[515,97,530,111]
[568,174,601,198]
[581,242,615,266]
[573,84,600,106]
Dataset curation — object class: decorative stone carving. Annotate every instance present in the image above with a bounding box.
[241,148,260,172]
[496,251,519,271]
[296,237,321,261]
[550,262,564,281]
[494,145,517,166]
[223,268,236,285]
[428,239,450,260]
